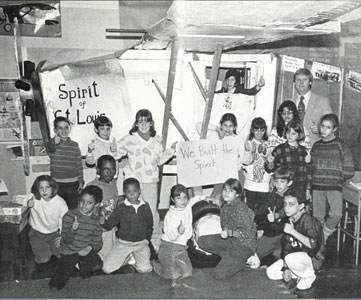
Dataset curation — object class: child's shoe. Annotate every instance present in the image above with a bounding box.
[246,253,261,269]
[296,274,316,290]
[127,253,136,265]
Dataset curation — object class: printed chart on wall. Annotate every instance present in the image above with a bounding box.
[0,79,23,143]
[40,58,133,155]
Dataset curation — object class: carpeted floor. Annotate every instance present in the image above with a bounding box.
[0,267,296,299]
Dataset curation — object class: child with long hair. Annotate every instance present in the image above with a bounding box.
[243,117,272,210]
[116,109,176,250]
[265,120,312,202]
[197,178,257,280]
[13,175,68,278]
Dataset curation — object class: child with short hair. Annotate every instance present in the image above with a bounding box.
[101,177,153,274]
[85,116,118,167]
[243,117,272,210]
[13,175,68,277]
[266,120,312,202]
[198,178,257,280]
[255,166,293,259]
[86,155,119,261]
[310,113,354,242]
[266,188,324,290]
[46,116,84,209]
[49,185,103,290]
[152,184,211,281]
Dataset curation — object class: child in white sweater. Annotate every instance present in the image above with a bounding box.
[152,184,212,281]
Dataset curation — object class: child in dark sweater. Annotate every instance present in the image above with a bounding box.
[49,186,103,290]
[198,178,257,280]
[101,178,153,274]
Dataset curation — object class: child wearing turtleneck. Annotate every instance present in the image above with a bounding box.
[115,109,176,251]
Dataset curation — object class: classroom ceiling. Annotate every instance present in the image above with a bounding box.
[132,1,361,52]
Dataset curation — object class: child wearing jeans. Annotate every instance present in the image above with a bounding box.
[266,188,324,290]
[49,185,103,290]
[310,113,354,242]
[152,184,211,281]
[198,178,257,280]
[13,175,68,277]
[46,116,84,209]
[101,178,153,274]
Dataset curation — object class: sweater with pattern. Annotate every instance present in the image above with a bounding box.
[220,197,257,252]
[311,137,355,191]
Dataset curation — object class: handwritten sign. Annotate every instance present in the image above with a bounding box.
[282,55,305,73]
[177,139,238,187]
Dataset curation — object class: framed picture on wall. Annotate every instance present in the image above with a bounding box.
[0,79,23,143]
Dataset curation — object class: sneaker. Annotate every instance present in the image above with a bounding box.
[127,253,136,265]
[296,274,316,290]
[246,253,261,269]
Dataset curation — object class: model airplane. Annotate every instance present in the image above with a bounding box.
[0,2,59,32]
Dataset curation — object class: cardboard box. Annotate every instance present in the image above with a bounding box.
[0,202,27,216]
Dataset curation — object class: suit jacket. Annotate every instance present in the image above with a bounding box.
[292,92,332,146]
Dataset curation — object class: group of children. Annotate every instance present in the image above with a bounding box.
[12,103,354,291]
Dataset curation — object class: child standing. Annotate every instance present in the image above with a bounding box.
[255,166,293,259]
[116,109,176,250]
[243,117,272,210]
[265,120,312,202]
[46,116,84,209]
[198,178,257,280]
[152,184,211,281]
[101,178,153,274]
[49,185,103,290]
[86,155,119,261]
[266,188,324,290]
[310,113,354,242]
[13,175,68,277]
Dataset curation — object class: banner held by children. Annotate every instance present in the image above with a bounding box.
[177,139,238,187]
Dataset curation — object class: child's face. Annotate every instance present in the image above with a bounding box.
[253,128,266,142]
[273,178,291,194]
[79,193,97,215]
[97,160,116,183]
[136,117,152,134]
[96,125,112,140]
[320,120,336,140]
[172,192,189,209]
[220,120,236,136]
[284,195,304,218]
[54,121,70,141]
[286,128,299,144]
[280,107,294,124]
[39,180,53,201]
[222,185,239,203]
[226,76,237,89]
[124,184,141,204]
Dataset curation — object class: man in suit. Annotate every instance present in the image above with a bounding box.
[292,68,333,146]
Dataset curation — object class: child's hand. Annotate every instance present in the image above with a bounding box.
[267,207,276,223]
[110,137,117,153]
[283,220,294,235]
[177,220,185,235]
[305,150,311,163]
[54,133,61,145]
[54,237,61,247]
[171,141,178,151]
[244,141,252,152]
[283,269,292,282]
[216,127,225,140]
[257,76,265,88]
[72,215,79,231]
[220,230,228,239]
[306,189,312,202]
[27,196,35,208]
[78,245,92,256]
[88,139,96,153]
[266,153,275,164]
[310,121,319,134]
[77,181,84,193]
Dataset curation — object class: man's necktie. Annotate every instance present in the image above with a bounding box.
[298,96,305,124]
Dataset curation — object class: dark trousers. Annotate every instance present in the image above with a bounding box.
[57,181,80,209]
[49,250,102,290]
[245,190,269,211]
[198,234,253,280]
[256,235,282,259]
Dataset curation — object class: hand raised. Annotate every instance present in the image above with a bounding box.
[178,220,185,235]
[110,137,117,153]
[54,133,61,145]
[258,76,265,88]
[267,206,276,223]
[72,215,79,231]
[88,139,96,153]
[305,150,311,163]
[283,220,294,235]
[310,121,319,134]
[27,197,35,208]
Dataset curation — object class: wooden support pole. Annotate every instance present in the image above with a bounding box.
[152,79,189,141]
[200,43,223,139]
[188,62,207,102]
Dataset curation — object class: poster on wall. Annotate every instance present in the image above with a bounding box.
[0,79,23,143]
[347,70,361,92]
[177,139,238,187]
[311,62,341,83]
[0,1,61,37]
[40,59,133,155]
